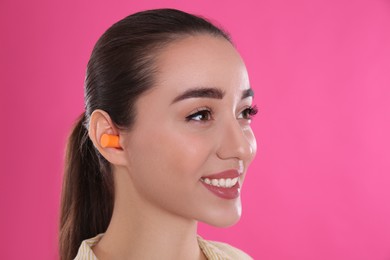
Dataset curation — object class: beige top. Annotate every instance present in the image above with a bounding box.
[74,233,253,260]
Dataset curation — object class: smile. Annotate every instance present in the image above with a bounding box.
[200,177,239,188]
[199,169,242,199]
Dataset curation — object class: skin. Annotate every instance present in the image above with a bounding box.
[88,34,257,260]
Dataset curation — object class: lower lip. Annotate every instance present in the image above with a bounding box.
[201,181,240,199]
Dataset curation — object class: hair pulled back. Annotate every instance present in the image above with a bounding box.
[59,8,230,260]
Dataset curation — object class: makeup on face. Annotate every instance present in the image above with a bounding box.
[121,35,257,226]
[170,87,257,200]
[172,87,257,123]
[200,169,242,199]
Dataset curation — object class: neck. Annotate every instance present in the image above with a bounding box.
[92,167,206,260]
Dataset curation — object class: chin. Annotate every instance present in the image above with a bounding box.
[206,215,241,228]
[198,202,242,228]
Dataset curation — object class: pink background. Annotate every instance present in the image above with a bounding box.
[1,0,390,259]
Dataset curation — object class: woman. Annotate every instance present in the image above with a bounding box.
[60,8,257,260]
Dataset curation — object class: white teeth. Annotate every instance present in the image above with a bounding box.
[225,178,232,187]
[231,177,238,186]
[202,177,239,188]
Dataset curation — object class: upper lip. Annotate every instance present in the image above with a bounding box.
[201,169,241,179]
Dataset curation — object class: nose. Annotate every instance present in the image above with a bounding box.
[216,119,255,162]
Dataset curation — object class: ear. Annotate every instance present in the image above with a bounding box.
[88,109,127,166]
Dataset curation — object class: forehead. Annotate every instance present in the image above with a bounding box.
[152,34,249,94]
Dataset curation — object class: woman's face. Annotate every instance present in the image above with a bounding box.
[121,34,257,227]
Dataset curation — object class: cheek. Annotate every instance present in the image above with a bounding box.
[129,126,213,182]
[173,133,214,169]
[125,127,218,218]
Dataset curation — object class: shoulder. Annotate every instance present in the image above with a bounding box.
[74,233,253,260]
[206,240,253,260]
[73,233,104,260]
[197,236,253,260]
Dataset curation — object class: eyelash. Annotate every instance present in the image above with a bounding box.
[239,105,258,120]
[185,107,213,122]
[185,105,258,122]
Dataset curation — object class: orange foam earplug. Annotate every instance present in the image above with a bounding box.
[100,134,120,148]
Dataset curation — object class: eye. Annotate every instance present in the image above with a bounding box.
[238,105,258,120]
[186,108,212,121]
[185,108,213,122]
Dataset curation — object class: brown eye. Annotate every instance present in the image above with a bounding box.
[238,105,258,120]
[186,109,212,121]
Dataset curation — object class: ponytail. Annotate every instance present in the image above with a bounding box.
[59,113,114,260]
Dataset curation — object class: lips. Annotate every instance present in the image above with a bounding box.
[200,169,241,199]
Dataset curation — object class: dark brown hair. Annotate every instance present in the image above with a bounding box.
[59,8,230,260]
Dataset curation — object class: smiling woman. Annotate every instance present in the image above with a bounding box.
[60,8,257,260]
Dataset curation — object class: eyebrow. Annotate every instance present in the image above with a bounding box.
[171,87,254,104]
[242,88,254,99]
[171,87,225,104]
